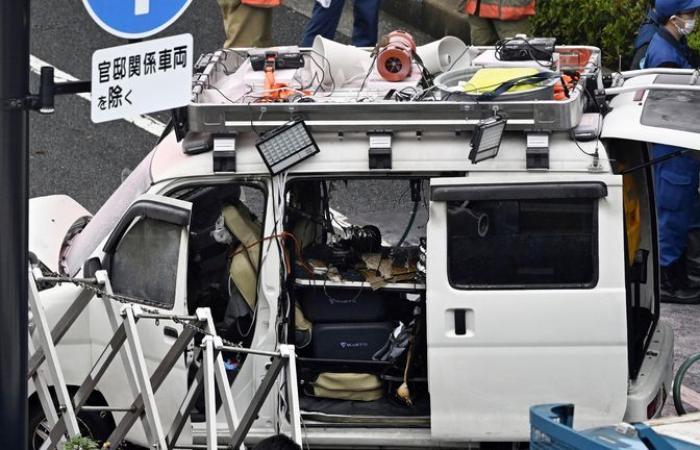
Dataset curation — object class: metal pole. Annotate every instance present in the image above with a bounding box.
[0,1,30,449]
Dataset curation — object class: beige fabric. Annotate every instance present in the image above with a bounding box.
[223,202,262,309]
[312,373,383,402]
[229,251,258,309]
[295,304,312,332]
[218,0,274,48]
[467,14,530,46]
[223,203,262,268]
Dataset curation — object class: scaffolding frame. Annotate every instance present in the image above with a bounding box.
[28,268,302,450]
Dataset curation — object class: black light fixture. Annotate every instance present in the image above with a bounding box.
[469,116,506,165]
[255,120,320,175]
[368,132,393,170]
[526,133,550,170]
[213,135,237,173]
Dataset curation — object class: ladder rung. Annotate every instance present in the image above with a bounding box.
[80,406,136,413]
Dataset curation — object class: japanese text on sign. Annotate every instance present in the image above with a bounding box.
[91,34,193,124]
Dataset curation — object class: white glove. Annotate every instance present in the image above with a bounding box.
[316,0,332,7]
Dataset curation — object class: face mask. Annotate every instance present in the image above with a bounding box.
[674,16,697,36]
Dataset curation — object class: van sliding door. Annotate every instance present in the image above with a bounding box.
[426,175,628,442]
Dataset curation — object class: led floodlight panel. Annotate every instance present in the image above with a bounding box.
[469,117,506,164]
[255,121,320,175]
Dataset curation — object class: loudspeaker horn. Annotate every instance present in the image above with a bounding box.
[311,36,372,88]
[416,36,469,74]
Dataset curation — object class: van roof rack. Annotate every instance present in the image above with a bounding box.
[187,46,602,135]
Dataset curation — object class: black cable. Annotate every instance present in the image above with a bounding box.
[395,200,420,249]
[357,53,379,98]
[620,149,690,175]
[309,49,336,96]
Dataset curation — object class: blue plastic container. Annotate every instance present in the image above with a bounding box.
[530,404,700,450]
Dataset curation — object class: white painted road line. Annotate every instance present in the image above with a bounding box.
[29,54,166,137]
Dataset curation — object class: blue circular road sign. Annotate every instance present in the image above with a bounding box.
[82,0,193,39]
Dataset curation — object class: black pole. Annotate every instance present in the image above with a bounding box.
[0,1,30,449]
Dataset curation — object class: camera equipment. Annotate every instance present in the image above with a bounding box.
[496,37,556,62]
[249,50,305,72]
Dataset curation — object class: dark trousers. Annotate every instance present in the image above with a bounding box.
[652,144,700,267]
[300,0,381,48]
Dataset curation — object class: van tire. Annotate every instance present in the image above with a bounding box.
[28,402,115,450]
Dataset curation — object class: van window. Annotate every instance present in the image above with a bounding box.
[111,217,181,309]
[447,199,598,289]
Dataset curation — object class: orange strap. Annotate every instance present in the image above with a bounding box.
[241,0,282,8]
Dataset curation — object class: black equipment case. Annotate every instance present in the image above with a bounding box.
[312,322,397,360]
[298,287,389,323]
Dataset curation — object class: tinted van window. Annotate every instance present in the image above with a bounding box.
[447,199,598,289]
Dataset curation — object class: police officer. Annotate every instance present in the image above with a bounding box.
[647,0,700,303]
[631,1,662,69]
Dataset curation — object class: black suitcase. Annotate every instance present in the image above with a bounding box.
[298,287,388,323]
[312,322,397,360]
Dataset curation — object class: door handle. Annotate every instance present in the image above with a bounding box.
[449,308,474,337]
[454,309,467,336]
[163,326,179,339]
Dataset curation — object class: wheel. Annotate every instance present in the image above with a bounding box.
[28,402,115,450]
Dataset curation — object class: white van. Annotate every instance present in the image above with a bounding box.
[27,44,700,449]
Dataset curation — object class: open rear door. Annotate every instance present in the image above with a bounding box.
[602,71,700,150]
[426,174,629,442]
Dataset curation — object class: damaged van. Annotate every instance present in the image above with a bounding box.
[27,41,700,449]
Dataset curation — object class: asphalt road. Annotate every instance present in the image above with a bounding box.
[27,0,700,419]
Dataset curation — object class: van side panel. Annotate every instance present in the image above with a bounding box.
[427,175,629,441]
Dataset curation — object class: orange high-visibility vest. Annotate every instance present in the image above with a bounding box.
[464,0,536,21]
[241,0,282,7]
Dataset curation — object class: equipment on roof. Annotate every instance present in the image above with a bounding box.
[255,120,320,175]
[496,36,556,63]
[434,67,560,102]
[311,36,373,87]
[469,116,507,164]
[415,36,469,74]
[377,31,416,82]
[249,49,305,72]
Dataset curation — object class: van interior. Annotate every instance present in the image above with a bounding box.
[284,177,431,424]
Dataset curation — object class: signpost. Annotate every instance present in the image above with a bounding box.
[82,0,193,39]
[91,34,193,123]
[0,1,29,449]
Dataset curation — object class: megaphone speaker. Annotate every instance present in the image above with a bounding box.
[416,36,469,74]
[311,36,372,88]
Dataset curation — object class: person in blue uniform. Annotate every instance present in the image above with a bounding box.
[631,2,662,69]
[647,0,700,303]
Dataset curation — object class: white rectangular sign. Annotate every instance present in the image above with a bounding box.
[91,33,193,123]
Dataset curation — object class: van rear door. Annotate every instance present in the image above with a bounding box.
[602,71,700,150]
[426,174,628,442]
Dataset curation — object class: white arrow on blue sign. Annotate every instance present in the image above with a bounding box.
[82,0,193,39]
